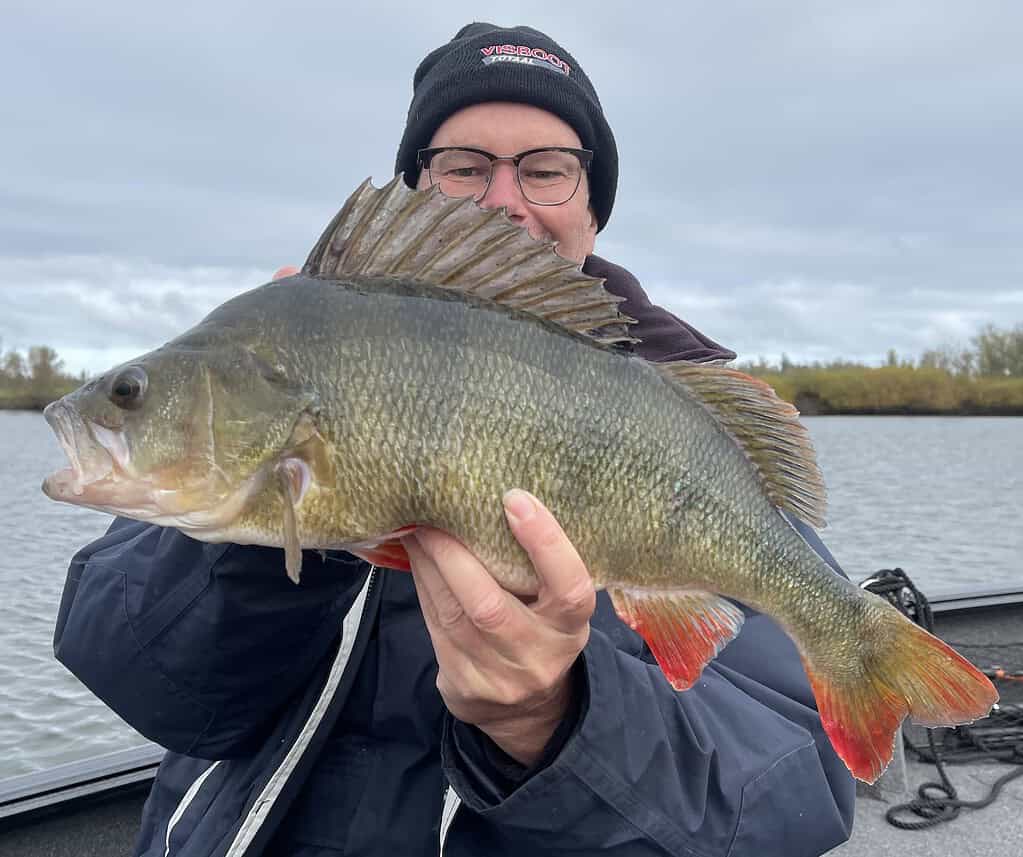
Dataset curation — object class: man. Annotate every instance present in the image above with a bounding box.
[54,22,855,857]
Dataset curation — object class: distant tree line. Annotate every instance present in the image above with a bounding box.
[0,342,83,409]
[743,324,1023,378]
[918,324,1023,378]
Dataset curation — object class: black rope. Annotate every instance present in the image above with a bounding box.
[883,731,1023,830]
[859,567,1023,831]
[860,567,934,630]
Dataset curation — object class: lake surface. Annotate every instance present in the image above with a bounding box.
[0,411,1020,781]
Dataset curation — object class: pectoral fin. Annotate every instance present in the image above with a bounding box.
[276,458,309,583]
[609,586,745,690]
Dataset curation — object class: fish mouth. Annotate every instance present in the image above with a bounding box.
[41,399,262,531]
[41,400,160,518]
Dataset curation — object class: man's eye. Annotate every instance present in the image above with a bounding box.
[444,167,486,178]
[524,170,567,181]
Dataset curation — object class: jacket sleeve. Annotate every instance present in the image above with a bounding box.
[53,518,366,759]
[442,519,856,857]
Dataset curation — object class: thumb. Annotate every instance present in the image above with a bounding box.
[272,265,300,280]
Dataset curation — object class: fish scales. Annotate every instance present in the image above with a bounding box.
[205,273,767,597]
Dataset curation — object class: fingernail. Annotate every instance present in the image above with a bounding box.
[503,489,535,525]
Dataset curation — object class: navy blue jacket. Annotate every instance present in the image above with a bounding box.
[54,257,855,856]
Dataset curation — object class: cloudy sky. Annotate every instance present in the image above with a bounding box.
[3,1,1020,376]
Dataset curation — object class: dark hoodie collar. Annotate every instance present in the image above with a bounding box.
[583,255,736,364]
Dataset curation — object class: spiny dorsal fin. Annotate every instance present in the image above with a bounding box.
[657,362,827,528]
[302,177,636,346]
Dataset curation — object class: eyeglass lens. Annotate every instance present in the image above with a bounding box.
[427,149,584,205]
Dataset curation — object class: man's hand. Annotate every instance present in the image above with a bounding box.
[402,489,595,767]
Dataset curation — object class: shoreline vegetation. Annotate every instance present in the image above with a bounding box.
[0,346,83,412]
[1,326,1021,416]
[742,324,1023,416]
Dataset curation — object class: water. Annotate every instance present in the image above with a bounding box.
[804,416,1022,591]
[0,411,151,782]
[0,411,1019,781]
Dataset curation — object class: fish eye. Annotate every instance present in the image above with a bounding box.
[109,366,148,410]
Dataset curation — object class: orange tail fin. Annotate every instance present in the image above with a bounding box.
[802,610,998,783]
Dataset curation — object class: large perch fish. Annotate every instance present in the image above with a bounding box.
[42,178,996,783]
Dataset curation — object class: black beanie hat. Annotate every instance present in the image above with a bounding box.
[395,22,618,232]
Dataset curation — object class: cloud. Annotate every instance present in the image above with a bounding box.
[0,255,267,375]
[1,2,1021,374]
[640,273,1016,367]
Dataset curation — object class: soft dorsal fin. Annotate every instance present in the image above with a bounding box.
[657,362,827,528]
[302,177,636,346]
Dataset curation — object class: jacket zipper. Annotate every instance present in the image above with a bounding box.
[162,565,377,857]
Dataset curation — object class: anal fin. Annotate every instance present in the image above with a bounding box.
[609,587,745,690]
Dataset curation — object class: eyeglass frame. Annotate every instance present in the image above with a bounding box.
[416,146,594,206]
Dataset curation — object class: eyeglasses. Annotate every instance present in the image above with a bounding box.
[417,146,593,206]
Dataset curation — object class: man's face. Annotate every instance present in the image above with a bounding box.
[416,102,598,265]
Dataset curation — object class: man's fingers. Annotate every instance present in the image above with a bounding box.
[272,265,300,280]
[404,534,464,632]
[412,529,525,638]
[404,535,474,663]
[404,535,441,623]
[502,490,595,631]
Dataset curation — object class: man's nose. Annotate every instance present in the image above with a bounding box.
[478,162,527,217]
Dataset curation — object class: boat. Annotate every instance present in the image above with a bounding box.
[2,581,1021,857]
[832,582,1023,856]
